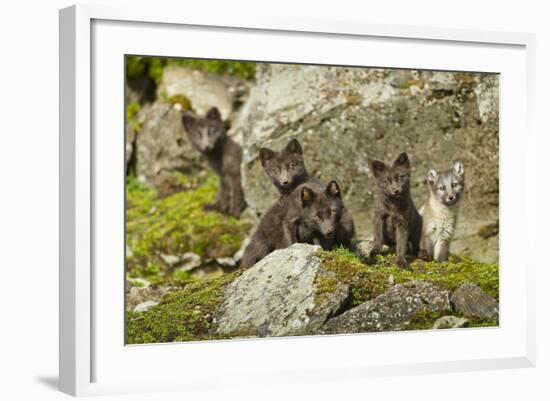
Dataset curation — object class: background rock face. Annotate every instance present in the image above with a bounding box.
[214,244,351,337]
[234,65,499,262]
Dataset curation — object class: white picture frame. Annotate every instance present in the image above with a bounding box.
[59,3,536,397]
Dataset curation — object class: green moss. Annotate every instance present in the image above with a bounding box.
[126,271,241,344]
[318,247,499,328]
[318,246,389,306]
[125,102,143,133]
[373,254,499,300]
[126,173,250,281]
[125,56,256,86]
[402,309,453,331]
[168,94,192,111]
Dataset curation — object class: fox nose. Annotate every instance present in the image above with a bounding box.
[447,195,455,201]
[282,180,289,186]
[392,188,401,195]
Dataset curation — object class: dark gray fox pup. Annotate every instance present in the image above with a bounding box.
[240,180,347,268]
[182,107,245,217]
[289,180,349,250]
[418,161,465,262]
[259,138,309,195]
[258,139,355,249]
[370,152,422,269]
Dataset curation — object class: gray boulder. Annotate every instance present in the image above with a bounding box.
[322,280,450,334]
[450,283,499,321]
[158,66,251,126]
[213,243,351,337]
[234,65,499,263]
[132,102,204,187]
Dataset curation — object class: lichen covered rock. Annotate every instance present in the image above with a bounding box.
[213,244,351,337]
[321,280,450,334]
[450,283,499,321]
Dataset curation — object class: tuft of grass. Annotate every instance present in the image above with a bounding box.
[126,271,241,344]
[318,246,389,306]
[126,173,250,282]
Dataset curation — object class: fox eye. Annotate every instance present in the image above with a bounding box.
[451,182,458,188]
[438,185,445,191]
[289,162,296,169]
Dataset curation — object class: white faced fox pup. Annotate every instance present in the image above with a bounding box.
[370,152,422,269]
[419,161,465,262]
[182,107,246,217]
[259,139,355,249]
[240,180,346,268]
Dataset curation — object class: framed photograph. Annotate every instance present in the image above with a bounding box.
[59,4,536,396]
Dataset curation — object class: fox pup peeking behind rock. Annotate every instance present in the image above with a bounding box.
[182,107,245,217]
[419,161,465,262]
[259,139,355,249]
[370,152,422,269]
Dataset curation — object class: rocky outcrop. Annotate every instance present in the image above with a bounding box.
[450,283,499,321]
[129,102,205,187]
[322,280,451,334]
[234,65,499,263]
[213,244,351,337]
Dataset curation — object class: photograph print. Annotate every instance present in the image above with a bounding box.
[124,56,499,344]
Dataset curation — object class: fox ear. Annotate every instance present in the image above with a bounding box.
[452,161,464,177]
[427,169,438,185]
[393,152,410,169]
[301,187,316,207]
[259,148,275,166]
[206,107,222,122]
[326,180,341,198]
[182,112,196,130]
[285,139,303,155]
[371,160,387,178]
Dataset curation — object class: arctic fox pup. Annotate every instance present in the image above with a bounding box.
[419,161,465,262]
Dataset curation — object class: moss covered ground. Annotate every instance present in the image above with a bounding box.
[317,247,499,330]
[126,271,242,344]
[126,173,249,284]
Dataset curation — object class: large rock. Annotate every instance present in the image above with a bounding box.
[322,280,450,334]
[158,66,251,124]
[213,243,351,337]
[234,65,499,262]
[450,283,499,321]
[132,102,205,186]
